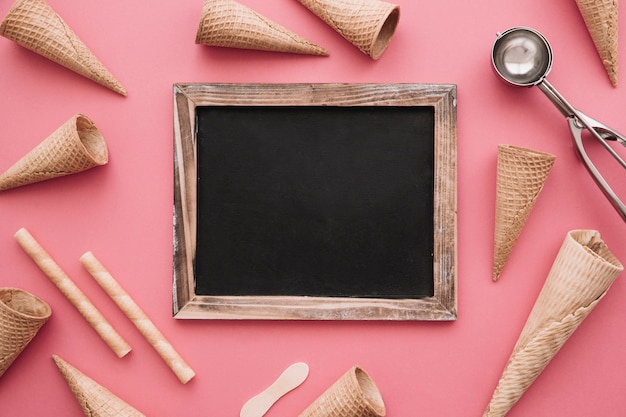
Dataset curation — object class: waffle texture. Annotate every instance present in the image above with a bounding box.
[0,114,108,191]
[298,366,386,417]
[0,287,51,378]
[53,355,145,417]
[493,145,555,280]
[0,0,126,95]
[296,0,399,59]
[575,0,618,86]
[484,230,623,417]
[196,0,328,55]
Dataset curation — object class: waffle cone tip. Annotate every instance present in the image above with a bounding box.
[296,0,400,59]
[492,145,555,281]
[0,0,127,95]
[196,0,328,56]
[53,354,146,417]
[574,0,618,87]
[485,230,623,416]
[0,114,108,191]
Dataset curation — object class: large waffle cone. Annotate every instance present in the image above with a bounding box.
[484,230,623,417]
[53,355,145,417]
[0,288,51,378]
[195,0,328,56]
[493,145,555,280]
[0,114,108,191]
[0,0,126,95]
[575,0,618,86]
[297,0,400,59]
[298,366,386,417]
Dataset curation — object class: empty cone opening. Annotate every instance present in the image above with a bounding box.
[370,6,399,59]
[502,145,554,161]
[573,230,623,269]
[75,115,108,165]
[354,367,386,416]
[0,288,51,320]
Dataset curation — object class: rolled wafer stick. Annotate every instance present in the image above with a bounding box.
[80,251,195,384]
[13,228,131,358]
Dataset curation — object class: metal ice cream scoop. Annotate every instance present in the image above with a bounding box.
[492,27,626,221]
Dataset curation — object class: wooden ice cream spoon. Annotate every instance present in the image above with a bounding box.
[240,362,309,417]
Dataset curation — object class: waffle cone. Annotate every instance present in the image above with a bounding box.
[298,366,386,417]
[53,355,145,417]
[575,0,618,86]
[297,0,399,59]
[195,0,328,55]
[0,0,126,95]
[493,145,555,280]
[0,288,51,378]
[0,114,108,191]
[484,230,623,417]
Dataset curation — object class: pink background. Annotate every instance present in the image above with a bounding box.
[1,0,626,415]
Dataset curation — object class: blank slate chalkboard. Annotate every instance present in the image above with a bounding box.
[173,84,457,320]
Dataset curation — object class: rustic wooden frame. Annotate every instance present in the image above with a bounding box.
[173,83,457,320]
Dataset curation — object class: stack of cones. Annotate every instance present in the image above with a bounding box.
[296,0,400,59]
[574,0,618,86]
[493,145,556,281]
[0,287,51,378]
[53,355,146,417]
[195,0,328,56]
[298,366,386,417]
[0,114,109,191]
[0,0,126,95]
[484,230,623,417]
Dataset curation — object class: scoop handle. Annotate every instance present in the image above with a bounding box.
[240,362,309,417]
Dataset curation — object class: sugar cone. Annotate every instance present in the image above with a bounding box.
[0,114,108,191]
[195,0,328,55]
[493,145,555,281]
[298,366,386,417]
[296,0,400,59]
[53,355,145,417]
[0,288,51,378]
[0,0,126,95]
[575,0,618,86]
[483,230,623,417]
